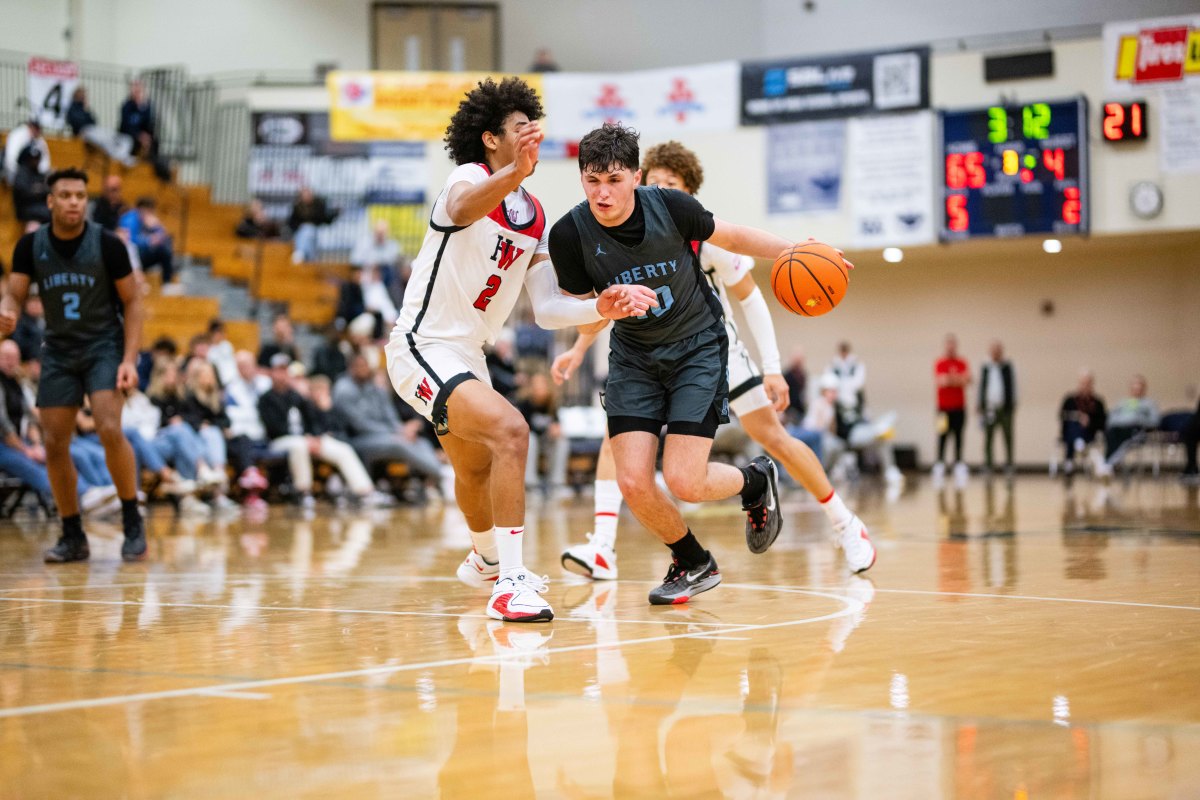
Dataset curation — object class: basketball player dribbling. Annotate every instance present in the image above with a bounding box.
[553,140,876,583]
[385,80,655,623]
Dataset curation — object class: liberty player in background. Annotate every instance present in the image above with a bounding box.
[0,168,146,562]
[385,79,654,623]
[553,140,875,581]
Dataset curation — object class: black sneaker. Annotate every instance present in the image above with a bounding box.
[743,456,782,554]
[121,518,147,562]
[44,535,90,564]
[648,553,721,605]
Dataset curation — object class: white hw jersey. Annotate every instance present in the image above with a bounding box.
[696,241,754,344]
[395,163,549,347]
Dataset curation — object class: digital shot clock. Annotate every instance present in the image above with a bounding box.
[939,97,1089,240]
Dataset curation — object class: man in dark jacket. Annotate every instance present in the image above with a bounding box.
[119,80,171,181]
[1060,369,1107,472]
[978,340,1016,474]
[66,86,136,167]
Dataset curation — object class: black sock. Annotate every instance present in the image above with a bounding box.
[62,514,84,540]
[121,498,141,530]
[667,530,708,569]
[739,465,767,505]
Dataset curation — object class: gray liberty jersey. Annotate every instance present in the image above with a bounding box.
[32,222,124,348]
[570,187,721,348]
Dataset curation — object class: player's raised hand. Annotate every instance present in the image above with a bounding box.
[597,284,658,320]
[513,122,544,178]
[551,348,584,386]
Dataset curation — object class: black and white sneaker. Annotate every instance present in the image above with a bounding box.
[648,553,721,605]
[743,456,782,554]
[44,535,89,564]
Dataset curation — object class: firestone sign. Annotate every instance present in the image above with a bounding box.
[1104,15,1200,93]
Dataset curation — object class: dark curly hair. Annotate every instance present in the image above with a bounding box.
[577,123,640,174]
[443,77,544,166]
[641,140,704,194]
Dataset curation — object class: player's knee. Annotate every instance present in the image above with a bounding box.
[491,412,529,457]
[616,472,651,505]
[94,418,125,447]
[664,471,705,504]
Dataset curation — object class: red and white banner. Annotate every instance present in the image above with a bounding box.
[28,57,80,130]
[541,61,739,141]
[1103,15,1200,95]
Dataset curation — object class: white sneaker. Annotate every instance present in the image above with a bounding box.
[198,465,228,489]
[456,549,499,589]
[80,485,118,513]
[931,461,946,488]
[561,533,618,580]
[954,461,969,488]
[358,490,396,509]
[487,571,553,622]
[833,514,876,573]
[179,495,211,517]
[159,475,196,496]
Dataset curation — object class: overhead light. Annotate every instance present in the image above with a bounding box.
[1043,239,1063,254]
[882,247,904,263]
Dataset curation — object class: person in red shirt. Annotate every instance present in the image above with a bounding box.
[933,334,971,486]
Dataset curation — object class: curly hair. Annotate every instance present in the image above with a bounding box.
[641,141,703,194]
[577,122,640,174]
[443,77,544,166]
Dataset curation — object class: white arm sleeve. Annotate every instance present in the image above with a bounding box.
[737,286,782,374]
[525,261,602,330]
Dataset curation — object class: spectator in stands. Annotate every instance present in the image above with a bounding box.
[235,199,281,239]
[119,197,177,289]
[782,347,808,425]
[485,331,519,402]
[66,86,136,168]
[206,320,237,387]
[361,264,397,334]
[529,47,561,72]
[3,119,48,184]
[119,79,171,181]
[332,352,442,485]
[1059,369,1107,475]
[804,372,902,487]
[76,398,193,499]
[1101,374,1160,475]
[223,350,270,504]
[979,339,1017,475]
[11,145,50,230]
[335,267,366,332]
[345,313,383,371]
[933,334,971,487]
[91,176,128,231]
[183,359,233,499]
[288,186,337,264]
[12,293,44,363]
[518,371,570,495]
[181,333,211,375]
[310,325,349,381]
[515,307,554,365]
[145,358,224,491]
[257,313,299,368]
[827,340,866,420]
[258,353,379,510]
[350,219,402,276]
[1182,398,1200,483]
[137,335,177,392]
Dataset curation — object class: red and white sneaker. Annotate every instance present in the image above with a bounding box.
[456,548,499,589]
[834,515,876,573]
[487,571,554,622]
[561,533,618,580]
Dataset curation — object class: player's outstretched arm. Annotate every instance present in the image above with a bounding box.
[709,220,857,270]
[0,273,31,336]
[444,122,544,227]
[525,259,656,331]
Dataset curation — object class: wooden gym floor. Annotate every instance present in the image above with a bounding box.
[1,475,1198,798]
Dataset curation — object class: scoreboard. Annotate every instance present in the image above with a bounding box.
[940,97,1089,240]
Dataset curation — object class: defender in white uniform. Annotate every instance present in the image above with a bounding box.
[553,141,877,579]
[386,78,654,623]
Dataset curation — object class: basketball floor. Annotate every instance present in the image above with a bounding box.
[2,475,1198,798]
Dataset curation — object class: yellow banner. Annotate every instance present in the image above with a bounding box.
[328,71,544,141]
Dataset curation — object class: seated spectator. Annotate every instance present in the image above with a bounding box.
[114,227,143,272]
[2,119,48,184]
[310,325,350,382]
[288,186,337,263]
[76,400,193,498]
[802,373,902,486]
[119,197,177,288]
[146,358,225,492]
[257,313,300,368]
[1060,370,1107,474]
[518,372,569,495]
[331,353,442,486]
[345,313,383,371]
[223,350,270,504]
[119,79,171,181]
[309,375,395,506]
[12,293,44,363]
[91,176,128,231]
[182,332,211,374]
[350,219,402,274]
[485,331,519,401]
[1102,374,1160,473]
[258,354,379,510]
[782,347,808,425]
[66,86,136,167]
[123,385,208,515]
[137,335,177,392]
[183,359,233,499]
[11,145,50,230]
[1182,398,1200,483]
[235,199,282,239]
[206,319,238,387]
[335,267,366,332]
[361,264,397,333]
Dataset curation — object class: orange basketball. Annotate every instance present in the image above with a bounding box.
[770,242,849,317]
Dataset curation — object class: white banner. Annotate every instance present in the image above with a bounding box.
[1160,85,1200,173]
[27,57,80,130]
[766,119,846,214]
[1103,16,1200,96]
[846,111,935,247]
[542,61,739,141]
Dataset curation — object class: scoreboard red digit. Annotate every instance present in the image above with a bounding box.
[1102,100,1148,142]
[940,97,1089,240]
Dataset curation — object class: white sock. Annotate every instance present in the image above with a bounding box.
[495,525,525,577]
[469,528,497,564]
[592,479,622,549]
[820,490,854,528]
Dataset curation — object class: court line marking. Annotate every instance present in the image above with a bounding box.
[194,690,271,701]
[0,589,859,719]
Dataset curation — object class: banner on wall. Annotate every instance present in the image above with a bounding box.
[541,61,739,140]
[766,119,846,214]
[741,47,929,125]
[1160,85,1200,173]
[1103,15,1200,96]
[27,57,80,130]
[327,71,544,141]
[845,111,935,247]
